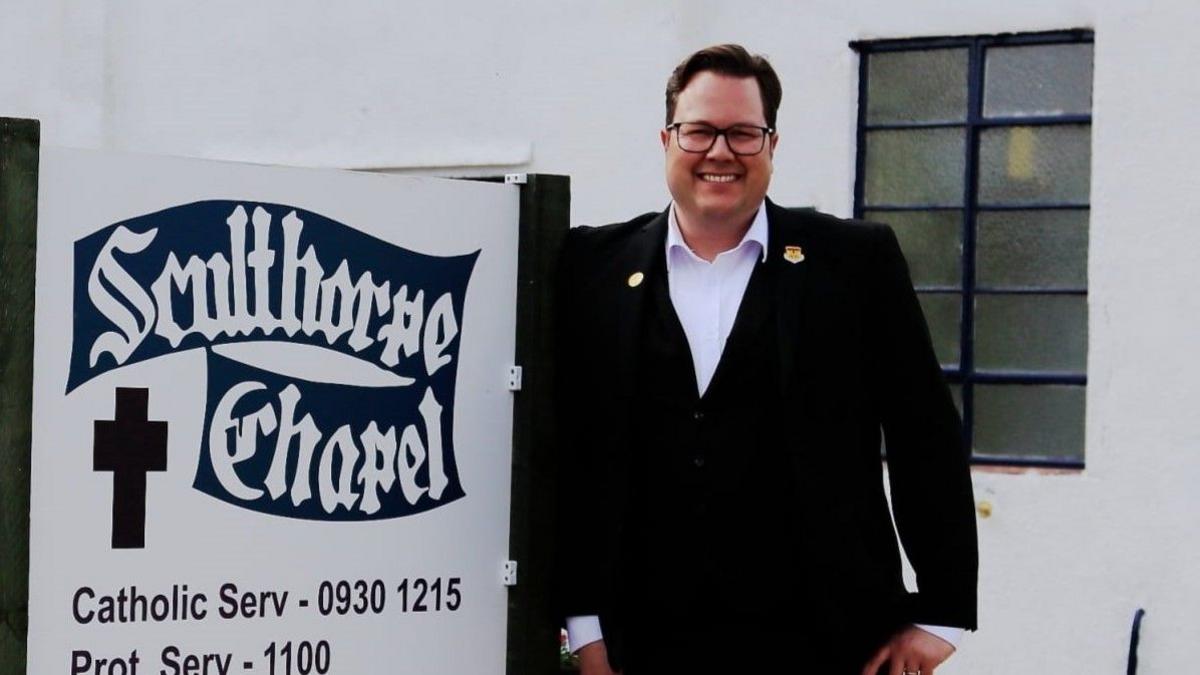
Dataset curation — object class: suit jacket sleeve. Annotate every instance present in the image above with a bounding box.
[869,223,979,630]
[552,225,608,621]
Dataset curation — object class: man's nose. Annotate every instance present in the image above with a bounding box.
[706,133,736,159]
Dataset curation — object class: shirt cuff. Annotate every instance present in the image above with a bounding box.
[565,615,604,653]
[914,624,964,649]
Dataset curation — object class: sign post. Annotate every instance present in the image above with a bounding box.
[1,122,566,674]
[0,116,39,675]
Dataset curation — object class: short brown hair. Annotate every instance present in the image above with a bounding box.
[664,44,783,128]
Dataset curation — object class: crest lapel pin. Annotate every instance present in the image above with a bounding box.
[783,245,805,264]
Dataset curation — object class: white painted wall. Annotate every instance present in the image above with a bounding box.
[5,0,1199,670]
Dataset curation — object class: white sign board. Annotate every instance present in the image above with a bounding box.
[28,148,520,675]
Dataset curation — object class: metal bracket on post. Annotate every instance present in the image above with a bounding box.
[507,365,523,392]
[502,560,518,587]
[504,173,528,185]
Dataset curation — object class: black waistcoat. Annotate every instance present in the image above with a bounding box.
[621,250,805,630]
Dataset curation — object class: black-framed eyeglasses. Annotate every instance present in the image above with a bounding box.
[666,122,775,155]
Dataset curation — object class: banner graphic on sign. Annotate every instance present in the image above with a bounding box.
[67,200,475,523]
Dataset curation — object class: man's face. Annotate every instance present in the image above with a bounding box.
[661,71,778,230]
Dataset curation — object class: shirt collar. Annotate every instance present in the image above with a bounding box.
[665,202,769,271]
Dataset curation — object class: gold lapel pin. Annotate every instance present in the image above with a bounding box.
[627,271,645,288]
[783,245,805,264]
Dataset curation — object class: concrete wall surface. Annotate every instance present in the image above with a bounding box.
[3,0,1199,671]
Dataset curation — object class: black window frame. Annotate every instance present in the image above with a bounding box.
[851,29,1094,468]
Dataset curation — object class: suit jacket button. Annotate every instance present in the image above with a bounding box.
[693,457,705,468]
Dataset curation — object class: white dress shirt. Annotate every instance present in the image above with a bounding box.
[567,203,962,652]
[665,202,768,395]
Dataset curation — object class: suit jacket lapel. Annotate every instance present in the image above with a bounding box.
[767,200,811,398]
[610,210,667,394]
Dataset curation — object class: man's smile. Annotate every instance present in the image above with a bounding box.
[697,173,741,183]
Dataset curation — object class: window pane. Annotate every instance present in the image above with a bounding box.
[867,48,969,123]
[866,210,962,288]
[974,294,1087,372]
[978,125,1091,205]
[976,210,1089,289]
[917,293,960,368]
[984,43,1094,117]
[865,129,966,207]
[973,384,1085,461]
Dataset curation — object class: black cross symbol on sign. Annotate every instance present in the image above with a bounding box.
[93,387,168,549]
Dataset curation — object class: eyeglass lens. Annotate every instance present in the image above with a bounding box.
[675,123,767,155]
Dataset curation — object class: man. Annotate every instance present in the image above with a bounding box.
[555,45,977,674]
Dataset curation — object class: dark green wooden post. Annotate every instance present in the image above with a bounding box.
[0,117,39,675]
[502,174,570,675]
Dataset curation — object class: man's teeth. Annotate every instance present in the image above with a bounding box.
[700,174,738,183]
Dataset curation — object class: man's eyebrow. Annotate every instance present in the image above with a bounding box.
[675,119,769,127]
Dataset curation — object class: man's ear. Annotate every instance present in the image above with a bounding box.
[768,132,780,157]
[660,127,670,151]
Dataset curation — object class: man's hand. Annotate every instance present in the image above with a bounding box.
[577,640,619,675]
[861,626,955,675]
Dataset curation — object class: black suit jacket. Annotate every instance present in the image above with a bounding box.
[555,200,978,655]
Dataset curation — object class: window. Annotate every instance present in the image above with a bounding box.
[852,31,1093,467]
